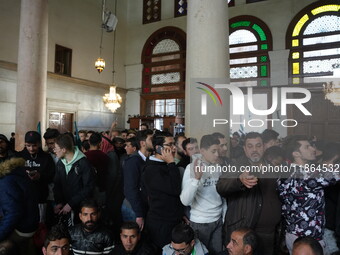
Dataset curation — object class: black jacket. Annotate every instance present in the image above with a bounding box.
[16,148,55,203]
[53,157,95,210]
[216,156,280,240]
[69,224,114,255]
[122,152,147,218]
[110,242,155,255]
[142,158,183,223]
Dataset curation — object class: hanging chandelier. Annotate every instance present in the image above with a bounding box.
[95,57,105,73]
[103,85,122,112]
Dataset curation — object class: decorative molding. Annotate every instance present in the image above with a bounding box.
[0,60,127,95]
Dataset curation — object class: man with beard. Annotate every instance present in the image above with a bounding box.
[69,199,114,255]
[110,222,154,255]
[217,132,281,255]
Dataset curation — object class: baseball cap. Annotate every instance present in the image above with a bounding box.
[25,131,41,144]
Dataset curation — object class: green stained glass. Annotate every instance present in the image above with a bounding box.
[231,21,251,29]
[261,44,268,50]
[261,65,267,76]
[252,24,267,41]
[260,56,267,62]
[260,80,268,86]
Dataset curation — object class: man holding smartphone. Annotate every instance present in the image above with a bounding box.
[16,131,56,223]
[142,132,184,252]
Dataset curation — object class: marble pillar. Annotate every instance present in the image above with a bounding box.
[16,0,48,150]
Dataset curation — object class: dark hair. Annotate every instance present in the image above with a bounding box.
[261,129,279,144]
[211,132,225,140]
[293,236,323,255]
[121,129,128,134]
[121,221,140,234]
[175,135,187,145]
[182,138,198,151]
[80,199,98,211]
[43,128,60,140]
[55,134,74,152]
[126,137,139,150]
[171,224,194,244]
[244,132,262,144]
[263,146,285,160]
[78,130,87,135]
[322,142,340,162]
[11,132,15,136]
[44,224,70,248]
[234,228,258,253]
[283,135,309,162]
[82,140,90,151]
[140,123,149,129]
[152,132,173,149]
[136,129,153,143]
[200,135,220,150]
[89,132,102,146]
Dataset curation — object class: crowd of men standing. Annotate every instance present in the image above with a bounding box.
[0,125,340,255]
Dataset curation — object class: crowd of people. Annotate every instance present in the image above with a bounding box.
[0,125,340,255]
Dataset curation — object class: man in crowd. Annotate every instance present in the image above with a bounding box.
[123,129,153,230]
[0,134,15,163]
[217,132,281,255]
[0,157,39,255]
[69,199,114,255]
[43,224,71,255]
[53,134,95,225]
[174,134,186,164]
[110,222,153,255]
[212,132,230,166]
[84,132,110,206]
[142,132,183,250]
[124,137,138,156]
[163,224,208,255]
[292,237,324,255]
[177,137,199,170]
[261,129,279,151]
[180,134,226,254]
[17,131,56,223]
[226,228,258,255]
[43,128,60,164]
[78,130,87,143]
[279,135,340,254]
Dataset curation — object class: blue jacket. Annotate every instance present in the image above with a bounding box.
[0,157,39,241]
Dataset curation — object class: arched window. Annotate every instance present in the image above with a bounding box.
[229,16,272,86]
[141,27,186,117]
[287,2,340,84]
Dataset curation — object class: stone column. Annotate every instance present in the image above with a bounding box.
[185,0,229,140]
[15,0,48,150]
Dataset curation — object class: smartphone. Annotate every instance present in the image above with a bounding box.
[28,170,38,177]
[155,145,163,155]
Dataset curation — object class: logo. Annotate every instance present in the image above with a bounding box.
[196,82,223,115]
[195,82,312,128]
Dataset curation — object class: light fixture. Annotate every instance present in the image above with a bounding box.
[323,64,340,106]
[103,0,122,113]
[95,1,106,73]
[103,85,122,112]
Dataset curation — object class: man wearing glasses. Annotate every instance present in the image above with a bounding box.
[162,224,208,255]
[142,132,184,251]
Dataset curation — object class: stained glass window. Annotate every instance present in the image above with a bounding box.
[288,3,340,84]
[141,27,186,116]
[174,0,187,17]
[143,0,161,24]
[229,16,272,86]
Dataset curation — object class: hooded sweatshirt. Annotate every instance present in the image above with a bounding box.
[61,147,85,175]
